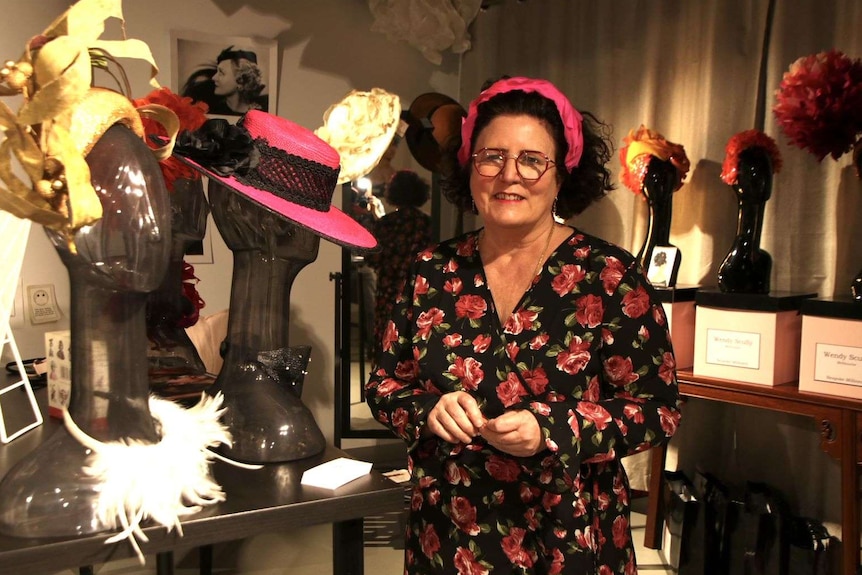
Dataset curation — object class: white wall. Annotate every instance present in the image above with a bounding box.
[1,0,74,362]
[3,0,459,452]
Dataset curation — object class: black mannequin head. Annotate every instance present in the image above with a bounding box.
[642,157,679,198]
[733,147,773,203]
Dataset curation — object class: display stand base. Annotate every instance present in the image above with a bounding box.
[693,289,816,386]
[656,285,698,370]
[798,296,862,397]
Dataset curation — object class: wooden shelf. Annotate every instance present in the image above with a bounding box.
[645,370,861,575]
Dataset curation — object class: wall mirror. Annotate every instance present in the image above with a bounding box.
[335,178,464,441]
[334,93,467,442]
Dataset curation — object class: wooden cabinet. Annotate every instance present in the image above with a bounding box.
[645,370,861,575]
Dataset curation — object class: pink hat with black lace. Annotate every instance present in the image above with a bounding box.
[173,110,378,252]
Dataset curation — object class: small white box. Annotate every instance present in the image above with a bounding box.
[693,290,815,386]
[798,298,862,398]
[301,457,372,490]
[44,330,71,419]
[657,286,697,370]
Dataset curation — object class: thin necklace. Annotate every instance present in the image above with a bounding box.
[478,221,556,280]
[533,221,555,278]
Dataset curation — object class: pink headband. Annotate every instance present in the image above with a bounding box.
[457,77,584,171]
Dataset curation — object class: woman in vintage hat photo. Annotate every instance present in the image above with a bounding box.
[181,45,267,116]
[365,76,682,574]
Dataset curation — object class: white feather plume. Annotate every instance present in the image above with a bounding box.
[63,392,261,564]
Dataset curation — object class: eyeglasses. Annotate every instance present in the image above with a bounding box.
[471,148,557,181]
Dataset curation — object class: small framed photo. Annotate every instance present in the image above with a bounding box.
[647,246,680,288]
[171,30,278,117]
[184,219,214,265]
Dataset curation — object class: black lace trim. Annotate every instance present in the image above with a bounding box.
[175,120,338,213]
[234,139,337,212]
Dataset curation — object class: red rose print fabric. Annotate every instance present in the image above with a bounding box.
[366,228,682,574]
[367,206,433,361]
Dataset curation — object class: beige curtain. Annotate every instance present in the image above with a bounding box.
[460,0,861,535]
[463,0,861,294]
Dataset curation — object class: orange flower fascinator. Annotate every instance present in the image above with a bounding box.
[619,125,690,194]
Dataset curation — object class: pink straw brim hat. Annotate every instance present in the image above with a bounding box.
[175,110,378,252]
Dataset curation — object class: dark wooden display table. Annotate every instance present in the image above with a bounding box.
[645,370,860,575]
[0,382,405,575]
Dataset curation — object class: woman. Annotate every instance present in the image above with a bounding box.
[365,77,682,574]
[181,46,266,116]
[366,170,433,363]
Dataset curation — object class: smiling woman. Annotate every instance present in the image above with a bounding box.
[365,76,682,575]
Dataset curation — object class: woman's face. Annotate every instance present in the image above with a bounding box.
[213,60,238,96]
[470,114,560,232]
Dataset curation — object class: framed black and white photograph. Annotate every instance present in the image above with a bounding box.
[171,30,278,117]
[647,246,680,288]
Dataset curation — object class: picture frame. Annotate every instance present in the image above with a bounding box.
[647,245,680,288]
[171,30,278,117]
[184,218,214,265]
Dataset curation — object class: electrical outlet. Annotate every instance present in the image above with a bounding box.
[27,284,61,325]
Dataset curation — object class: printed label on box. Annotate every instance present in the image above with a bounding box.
[814,343,862,387]
[45,330,71,418]
[91,340,110,420]
[705,328,761,369]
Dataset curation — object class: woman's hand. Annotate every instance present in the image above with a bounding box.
[425,391,486,444]
[480,410,543,457]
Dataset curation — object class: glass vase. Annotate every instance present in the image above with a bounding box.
[207,183,325,463]
[0,125,170,537]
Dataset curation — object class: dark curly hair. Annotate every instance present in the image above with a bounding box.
[439,85,615,219]
[386,170,430,208]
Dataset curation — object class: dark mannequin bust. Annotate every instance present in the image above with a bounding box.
[639,157,679,280]
[718,147,773,294]
[733,147,773,204]
[207,182,325,463]
[0,123,171,537]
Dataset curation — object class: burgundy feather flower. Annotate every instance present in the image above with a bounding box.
[773,50,862,162]
[133,88,209,190]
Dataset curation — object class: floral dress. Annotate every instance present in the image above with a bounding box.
[367,206,433,361]
[365,227,682,575]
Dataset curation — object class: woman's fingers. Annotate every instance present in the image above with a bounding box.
[455,392,487,430]
[481,411,542,456]
[427,392,484,444]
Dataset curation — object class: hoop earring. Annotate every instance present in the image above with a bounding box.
[552,196,559,219]
[471,198,478,215]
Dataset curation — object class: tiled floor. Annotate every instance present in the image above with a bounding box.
[52,497,671,574]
